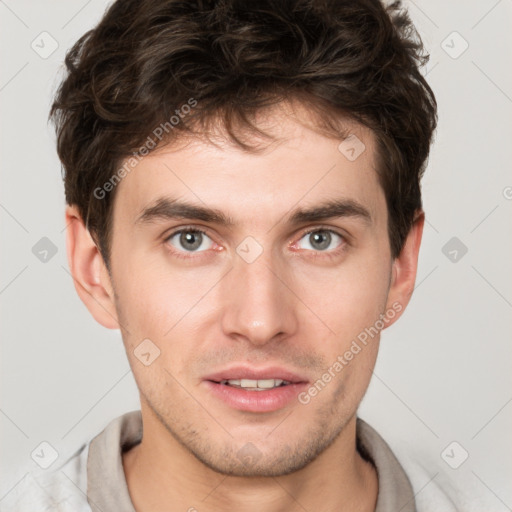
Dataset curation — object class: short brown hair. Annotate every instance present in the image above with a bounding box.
[50,0,437,266]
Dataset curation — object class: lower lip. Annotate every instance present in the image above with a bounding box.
[203,381,309,413]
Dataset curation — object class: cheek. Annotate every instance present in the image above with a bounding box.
[294,254,391,341]
[112,247,182,326]
[113,269,194,395]
[112,252,219,363]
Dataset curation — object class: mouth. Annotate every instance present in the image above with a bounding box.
[217,378,292,391]
[202,366,309,412]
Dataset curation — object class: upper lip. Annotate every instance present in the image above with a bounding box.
[203,365,309,384]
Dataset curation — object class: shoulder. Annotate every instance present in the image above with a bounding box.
[357,418,503,512]
[2,443,91,512]
[2,411,141,512]
[397,448,503,512]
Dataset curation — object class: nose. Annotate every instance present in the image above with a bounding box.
[220,248,299,347]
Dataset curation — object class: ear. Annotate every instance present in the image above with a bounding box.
[383,210,425,328]
[65,205,119,329]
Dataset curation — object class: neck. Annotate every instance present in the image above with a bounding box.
[122,405,378,512]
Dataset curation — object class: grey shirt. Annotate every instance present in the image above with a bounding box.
[86,410,416,512]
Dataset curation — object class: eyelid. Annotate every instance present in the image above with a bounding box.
[164,224,213,241]
[298,224,346,238]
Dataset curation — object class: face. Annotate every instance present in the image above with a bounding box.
[82,105,411,477]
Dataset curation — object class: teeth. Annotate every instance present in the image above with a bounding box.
[254,379,283,389]
[221,378,289,390]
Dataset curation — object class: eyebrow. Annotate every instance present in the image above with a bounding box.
[135,196,372,227]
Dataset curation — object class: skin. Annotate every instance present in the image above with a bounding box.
[66,102,424,512]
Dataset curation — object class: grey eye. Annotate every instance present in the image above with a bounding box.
[168,230,213,252]
[297,230,343,252]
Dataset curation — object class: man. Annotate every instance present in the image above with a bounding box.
[7,0,466,510]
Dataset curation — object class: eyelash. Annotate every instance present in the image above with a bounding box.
[164,224,348,261]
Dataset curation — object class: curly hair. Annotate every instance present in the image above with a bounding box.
[50,0,437,266]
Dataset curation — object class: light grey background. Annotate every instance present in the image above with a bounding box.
[1,0,511,508]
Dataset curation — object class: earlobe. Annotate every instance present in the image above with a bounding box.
[65,205,119,329]
[384,211,425,327]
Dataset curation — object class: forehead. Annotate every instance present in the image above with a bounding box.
[112,108,385,231]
